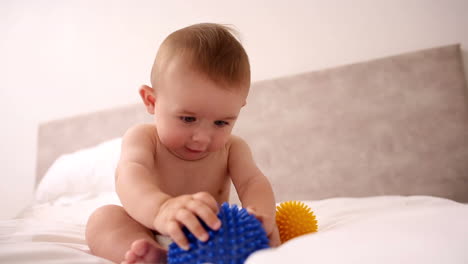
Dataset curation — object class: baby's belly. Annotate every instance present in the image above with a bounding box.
[163,178,231,204]
[213,187,230,204]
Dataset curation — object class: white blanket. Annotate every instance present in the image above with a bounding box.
[1,193,467,264]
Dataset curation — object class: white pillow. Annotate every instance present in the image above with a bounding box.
[35,138,122,203]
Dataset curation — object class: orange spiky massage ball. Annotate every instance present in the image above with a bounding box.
[276,201,318,243]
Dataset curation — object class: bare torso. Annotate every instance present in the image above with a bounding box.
[147,125,232,203]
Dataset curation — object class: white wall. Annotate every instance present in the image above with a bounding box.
[1,0,467,219]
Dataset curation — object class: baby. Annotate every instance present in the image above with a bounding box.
[85,23,280,264]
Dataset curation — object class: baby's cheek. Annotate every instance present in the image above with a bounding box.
[160,129,185,148]
[209,135,230,152]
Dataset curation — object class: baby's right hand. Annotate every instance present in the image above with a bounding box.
[153,192,221,250]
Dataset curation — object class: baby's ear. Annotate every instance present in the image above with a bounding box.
[139,85,156,114]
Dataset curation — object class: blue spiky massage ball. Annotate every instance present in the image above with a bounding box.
[167,202,270,264]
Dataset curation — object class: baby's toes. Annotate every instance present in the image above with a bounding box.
[143,245,166,263]
[128,239,166,263]
[123,249,137,263]
[131,239,149,257]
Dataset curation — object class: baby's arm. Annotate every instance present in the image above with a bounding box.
[115,125,169,229]
[228,136,280,246]
[115,124,220,250]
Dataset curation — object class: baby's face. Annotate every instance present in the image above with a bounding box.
[154,57,247,161]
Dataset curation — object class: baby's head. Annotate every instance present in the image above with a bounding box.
[151,23,250,93]
[140,23,251,160]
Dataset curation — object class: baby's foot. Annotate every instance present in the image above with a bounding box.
[121,239,167,264]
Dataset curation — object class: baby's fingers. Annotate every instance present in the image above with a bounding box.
[186,199,221,231]
[192,192,219,213]
[246,206,264,224]
[167,220,189,251]
[175,208,210,245]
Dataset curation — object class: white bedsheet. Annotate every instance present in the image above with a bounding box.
[1,193,467,264]
[0,192,120,264]
[248,196,468,264]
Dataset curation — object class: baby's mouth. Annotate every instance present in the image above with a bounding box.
[185,147,204,153]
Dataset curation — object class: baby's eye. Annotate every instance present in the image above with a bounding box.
[214,120,229,127]
[180,116,196,123]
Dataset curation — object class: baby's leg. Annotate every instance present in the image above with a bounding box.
[86,204,166,264]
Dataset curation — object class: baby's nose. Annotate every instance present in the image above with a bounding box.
[192,127,211,145]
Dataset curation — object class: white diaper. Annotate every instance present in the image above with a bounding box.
[155,234,173,249]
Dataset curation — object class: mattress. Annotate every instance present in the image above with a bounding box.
[2,192,468,263]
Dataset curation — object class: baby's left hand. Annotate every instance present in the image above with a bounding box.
[246,206,281,247]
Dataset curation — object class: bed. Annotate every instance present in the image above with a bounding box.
[1,44,468,264]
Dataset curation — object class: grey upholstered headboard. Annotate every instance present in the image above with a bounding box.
[36,104,152,185]
[36,44,468,202]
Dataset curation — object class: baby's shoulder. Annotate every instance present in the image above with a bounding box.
[122,123,158,148]
[226,134,250,152]
[125,123,156,135]
[227,134,243,144]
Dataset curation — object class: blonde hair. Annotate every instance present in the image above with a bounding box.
[151,23,250,91]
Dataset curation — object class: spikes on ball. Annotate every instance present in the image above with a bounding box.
[168,202,270,264]
[276,201,318,243]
